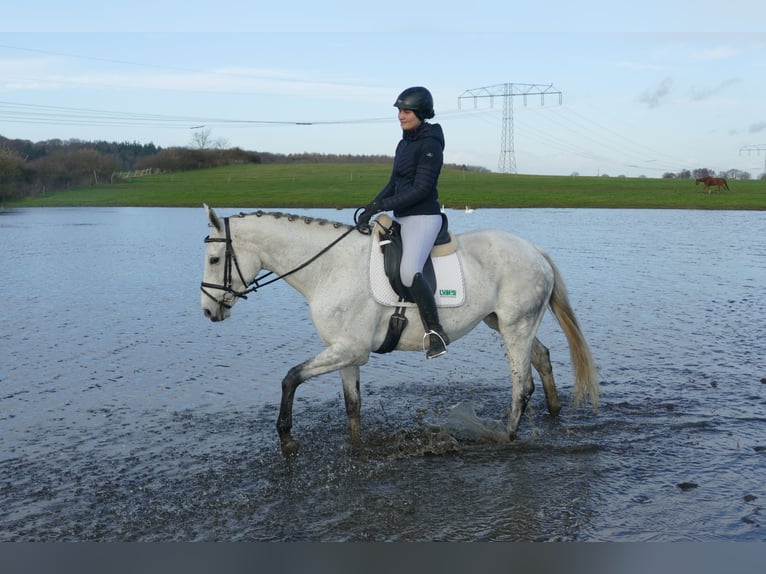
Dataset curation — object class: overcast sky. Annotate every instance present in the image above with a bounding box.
[2,1,765,177]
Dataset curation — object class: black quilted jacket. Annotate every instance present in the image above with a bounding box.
[374,122,444,217]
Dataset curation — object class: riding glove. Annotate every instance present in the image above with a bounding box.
[357,201,382,227]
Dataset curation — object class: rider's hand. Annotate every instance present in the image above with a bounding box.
[357,201,382,227]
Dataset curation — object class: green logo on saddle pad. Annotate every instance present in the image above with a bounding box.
[439,288,457,298]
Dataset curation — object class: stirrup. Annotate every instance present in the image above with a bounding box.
[423,330,448,359]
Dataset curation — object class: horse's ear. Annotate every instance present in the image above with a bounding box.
[204,204,222,232]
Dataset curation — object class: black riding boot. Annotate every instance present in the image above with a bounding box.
[409,272,450,359]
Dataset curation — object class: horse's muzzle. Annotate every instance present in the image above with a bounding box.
[202,303,230,322]
[203,308,219,322]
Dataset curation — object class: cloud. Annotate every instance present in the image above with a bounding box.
[691,46,740,60]
[640,77,672,109]
[749,122,766,134]
[617,60,669,71]
[0,57,388,102]
[688,78,741,101]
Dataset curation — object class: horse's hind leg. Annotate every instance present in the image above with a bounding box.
[532,338,561,417]
[340,366,362,448]
[486,315,545,437]
[502,334,535,440]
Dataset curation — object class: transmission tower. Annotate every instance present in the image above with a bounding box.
[739,144,766,176]
[458,83,562,173]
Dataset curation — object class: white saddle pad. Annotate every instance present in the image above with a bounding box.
[369,232,466,308]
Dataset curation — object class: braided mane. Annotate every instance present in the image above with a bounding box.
[233,210,353,230]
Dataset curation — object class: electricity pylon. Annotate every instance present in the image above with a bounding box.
[739,144,766,176]
[458,83,562,174]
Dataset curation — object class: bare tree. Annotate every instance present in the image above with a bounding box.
[720,169,750,180]
[190,128,228,150]
[190,128,212,150]
[692,168,714,179]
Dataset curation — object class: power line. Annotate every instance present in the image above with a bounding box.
[519,106,684,173]
[0,100,391,130]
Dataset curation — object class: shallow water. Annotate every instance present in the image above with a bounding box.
[1,206,764,541]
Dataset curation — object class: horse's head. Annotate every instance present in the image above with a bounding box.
[200,205,260,322]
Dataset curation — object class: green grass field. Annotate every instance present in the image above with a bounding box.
[8,163,766,210]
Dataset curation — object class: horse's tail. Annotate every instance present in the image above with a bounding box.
[540,250,600,410]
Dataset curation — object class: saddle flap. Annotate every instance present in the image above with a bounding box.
[369,230,466,308]
[371,213,463,303]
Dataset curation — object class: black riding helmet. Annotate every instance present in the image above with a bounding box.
[393,86,435,120]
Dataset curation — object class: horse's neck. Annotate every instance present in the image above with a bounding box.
[234,213,354,295]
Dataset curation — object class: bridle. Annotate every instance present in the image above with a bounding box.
[200,216,254,310]
[200,213,359,312]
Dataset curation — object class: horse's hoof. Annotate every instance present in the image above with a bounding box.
[281,439,300,458]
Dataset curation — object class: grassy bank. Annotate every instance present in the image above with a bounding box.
[7,163,766,210]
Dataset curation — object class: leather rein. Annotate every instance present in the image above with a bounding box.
[200,213,359,310]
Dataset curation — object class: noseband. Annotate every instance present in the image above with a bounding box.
[200,217,255,311]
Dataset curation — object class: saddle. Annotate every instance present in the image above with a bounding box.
[371,213,457,354]
[374,213,456,302]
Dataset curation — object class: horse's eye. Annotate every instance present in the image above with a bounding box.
[209,256,220,265]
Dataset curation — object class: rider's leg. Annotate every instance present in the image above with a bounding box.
[398,214,442,288]
[398,215,449,359]
[408,272,450,359]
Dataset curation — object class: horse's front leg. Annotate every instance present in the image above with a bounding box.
[276,345,368,457]
[277,363,305,457]
[340,366,362,448]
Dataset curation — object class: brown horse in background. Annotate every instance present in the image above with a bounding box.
[695,177,730,194]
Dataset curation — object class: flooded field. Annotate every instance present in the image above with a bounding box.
[1,206,764,541]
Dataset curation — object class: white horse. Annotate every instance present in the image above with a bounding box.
[200,205,599,456]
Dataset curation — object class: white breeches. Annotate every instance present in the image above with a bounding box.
[396,214,443,287]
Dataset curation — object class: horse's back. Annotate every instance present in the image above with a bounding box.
[458,228,546,263]
[456,228,554,297]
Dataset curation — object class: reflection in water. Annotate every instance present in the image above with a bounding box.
[1,207,764,541]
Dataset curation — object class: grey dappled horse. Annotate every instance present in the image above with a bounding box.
[200,206,599,456]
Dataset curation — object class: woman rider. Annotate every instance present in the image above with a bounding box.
[357,86,449,359]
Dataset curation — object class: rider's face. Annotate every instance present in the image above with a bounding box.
[398,108,422,131]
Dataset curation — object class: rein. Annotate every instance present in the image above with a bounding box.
[200,213,358,309]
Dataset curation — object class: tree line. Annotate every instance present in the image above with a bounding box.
[0,134,414,202]
[662,168,763,180]
[1,136,158,202]
[5,133,757,203]
[1,134,492,203]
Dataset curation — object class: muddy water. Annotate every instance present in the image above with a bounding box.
[1,207,764,541]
